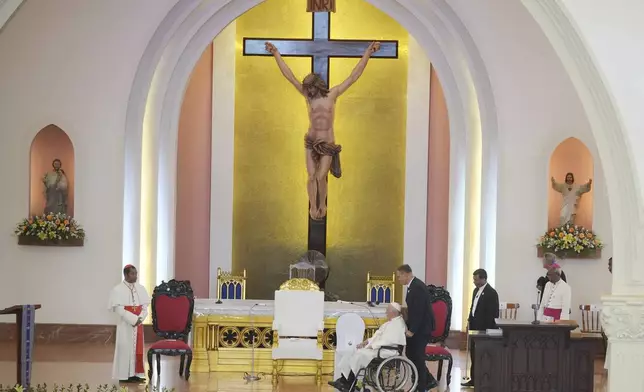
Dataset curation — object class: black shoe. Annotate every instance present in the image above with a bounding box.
[461,379,475,387]
[328,379,349,391]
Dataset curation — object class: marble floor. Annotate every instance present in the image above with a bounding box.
[0,344,607,391]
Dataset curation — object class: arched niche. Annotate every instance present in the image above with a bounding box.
[29,125,75,217]
[548,137,593,229]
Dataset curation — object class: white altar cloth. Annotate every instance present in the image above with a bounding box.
[194,299,387,319]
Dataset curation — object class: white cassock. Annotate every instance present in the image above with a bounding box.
[537,280,571,322]
[337,316,407,378]
[108,281,150,380]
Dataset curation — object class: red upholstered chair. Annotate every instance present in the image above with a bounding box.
[148,279,194,380]
[424,284,453,386]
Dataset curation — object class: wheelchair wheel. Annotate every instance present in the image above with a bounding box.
[374,356,418,392]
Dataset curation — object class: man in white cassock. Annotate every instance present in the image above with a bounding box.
[537,264,571,322]
[108,265,151,383]
[329,303,407,391]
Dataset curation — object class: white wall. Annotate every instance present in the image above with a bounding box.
[0,0,612,325]
[0,0,179,324]
[559,0,644,291]
[447,0,612,322]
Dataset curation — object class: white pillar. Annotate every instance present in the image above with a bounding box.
[209,21,237,298]
[402,36,431,278]
[602,294,644,391]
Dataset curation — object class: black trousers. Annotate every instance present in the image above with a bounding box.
[406,334,436,390]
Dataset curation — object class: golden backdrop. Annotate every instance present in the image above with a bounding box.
[233,0,408,300]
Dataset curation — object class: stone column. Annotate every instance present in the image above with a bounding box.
[602,294,644,391]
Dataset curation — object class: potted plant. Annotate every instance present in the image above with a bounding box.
[536,223,603,259]
[15,212,85,246]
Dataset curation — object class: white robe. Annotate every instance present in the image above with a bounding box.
[108,281,150,380]
[337,316,407,378]
[551,180,591,225]
[537,280,571,322]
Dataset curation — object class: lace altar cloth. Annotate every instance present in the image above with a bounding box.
[194,299,387,319]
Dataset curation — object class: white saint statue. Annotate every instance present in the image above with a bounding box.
[42,158,69,215]
[108,265,150,383]
[551,172,592,226]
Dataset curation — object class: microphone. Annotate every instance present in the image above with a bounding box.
[336,300,381,327]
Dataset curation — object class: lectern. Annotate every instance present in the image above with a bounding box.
[469,320,598,392]
[0,305,41,387]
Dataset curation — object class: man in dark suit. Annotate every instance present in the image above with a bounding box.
[461,268,499,388]
[396,264,437,391]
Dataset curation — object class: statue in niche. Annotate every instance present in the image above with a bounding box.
[551,172,592,226]
[43,158,69,215]
[265,41,381,220]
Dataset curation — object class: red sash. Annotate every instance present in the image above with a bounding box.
[543,307,562,321]
[124,305,144,374]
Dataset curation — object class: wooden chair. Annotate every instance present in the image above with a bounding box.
[579,304,602,332]
[216,267,247,300]
[366,272,395,303]
[499,302,520,320]
[424,285,453,386]
[147,279,195,380]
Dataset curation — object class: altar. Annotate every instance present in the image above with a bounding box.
[191,299,387,374]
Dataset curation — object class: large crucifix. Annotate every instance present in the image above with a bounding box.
[243,12,398,255]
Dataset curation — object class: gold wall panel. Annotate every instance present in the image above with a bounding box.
[233,0,408,300]
[326,1,408,301]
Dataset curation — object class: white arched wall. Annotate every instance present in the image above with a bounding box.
[520,2,644,391]
[122,0,500,330]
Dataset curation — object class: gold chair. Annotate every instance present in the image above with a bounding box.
[216,267,246,300]
[498,302,520,320]
[579,304,602,332]
[366,272,395,303]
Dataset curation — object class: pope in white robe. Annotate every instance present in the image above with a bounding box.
[330,303,407,390]
[537,265,571,322]
[108,265,151,382]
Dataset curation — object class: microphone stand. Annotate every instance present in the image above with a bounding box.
[337,300,382,328]
[532,289,541,325]
[243,303,262,382]
[462,326,471,382]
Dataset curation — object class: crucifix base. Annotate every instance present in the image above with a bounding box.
[308,215,327,256]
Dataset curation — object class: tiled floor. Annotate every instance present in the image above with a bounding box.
[0,344,607,391]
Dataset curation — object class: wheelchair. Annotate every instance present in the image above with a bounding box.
[349,345,418,392]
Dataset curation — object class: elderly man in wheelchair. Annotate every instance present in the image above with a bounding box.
[329,303,418,392]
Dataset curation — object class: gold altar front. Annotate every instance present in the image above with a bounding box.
[191,313,385,374]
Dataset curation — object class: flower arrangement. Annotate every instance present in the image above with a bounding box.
[14,212,85,245]
[537,223,603,257]
[0,385,174,392]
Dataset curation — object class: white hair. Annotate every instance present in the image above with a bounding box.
[544,252,557,265]
[389,302,402,314]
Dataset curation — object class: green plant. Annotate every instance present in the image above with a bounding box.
[14,212,85,240]
[0,385,175,392]
[537,223,603,254]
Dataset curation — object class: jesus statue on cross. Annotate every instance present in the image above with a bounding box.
[265,41,381,220]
